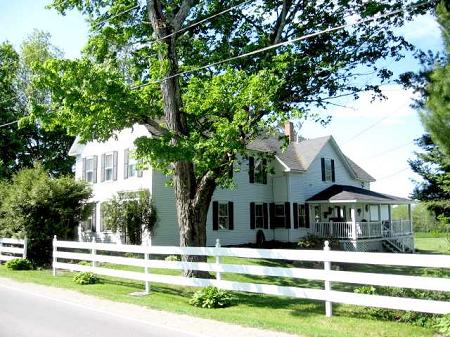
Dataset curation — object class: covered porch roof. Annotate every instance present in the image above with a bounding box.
[306,184,411,204]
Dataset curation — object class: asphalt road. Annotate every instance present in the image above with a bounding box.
[0,284,199,337]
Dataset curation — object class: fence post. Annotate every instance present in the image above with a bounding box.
[144,239,150,294]
[215,239,221,282]
[53,235,57,276]
[23,237,28,259]
[91,237,97,269]
[323,240,332,317]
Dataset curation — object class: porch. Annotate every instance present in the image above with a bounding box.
[306,185,414,252]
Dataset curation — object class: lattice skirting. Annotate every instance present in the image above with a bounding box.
[340,240,383,252]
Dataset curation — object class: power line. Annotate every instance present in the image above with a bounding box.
[132,1,431,89]
[137,0,254,48]
[363,141,414,160]
[0,120,18,128]
[92,4,140,30]
[376,167,410,181]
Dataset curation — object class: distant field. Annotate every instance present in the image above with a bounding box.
[414,232,449,254]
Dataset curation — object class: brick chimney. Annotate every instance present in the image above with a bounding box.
[284,121,296,143]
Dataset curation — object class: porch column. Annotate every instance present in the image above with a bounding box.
[408,204,413,234]
[388,205,392,222]
[350,206,357,240]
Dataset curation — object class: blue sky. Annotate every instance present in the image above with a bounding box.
[0,1,444,198]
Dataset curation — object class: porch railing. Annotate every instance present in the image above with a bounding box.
[357,221,382,239]
[314,220,411,239]
[315,222,353,239]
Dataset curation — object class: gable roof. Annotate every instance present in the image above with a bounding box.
[247,135,375,182]
[306,184,410,204]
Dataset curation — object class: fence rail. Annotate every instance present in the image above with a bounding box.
[0,237,27,262]
[52,237,450,317]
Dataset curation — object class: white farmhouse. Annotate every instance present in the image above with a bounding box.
[69,123,414,252]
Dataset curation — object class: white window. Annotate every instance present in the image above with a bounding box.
[298,204,307,228]
[82,203,97,232]
[104,153,114,181]
[370,205,380,221]
[86,158,95,183]
[324,158,333,181]
[218,203,229,230]
[254,159,267,184]
[255,204,265,228]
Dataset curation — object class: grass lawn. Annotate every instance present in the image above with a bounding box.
[0,256,443,337]
[415,232,450,254]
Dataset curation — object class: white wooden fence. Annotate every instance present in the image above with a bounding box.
[0,237,27,262]
[52,236,450,317]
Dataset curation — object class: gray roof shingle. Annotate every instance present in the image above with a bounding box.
[306,184,410,203]
[247,135,375,182]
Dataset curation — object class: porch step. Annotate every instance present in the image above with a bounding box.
[382,238,413,253]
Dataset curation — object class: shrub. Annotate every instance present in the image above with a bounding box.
[297,234,339,249]
[434,314,450,336]
[73,272,99,285]
[0,165,92,267]
[165,255,181,261]
[189,286,235,308]
[5,258,33,270]
[352,285,450,330]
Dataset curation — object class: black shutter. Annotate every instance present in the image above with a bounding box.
[248,157,255,183]
[293,203,299,229]
[101,154,106,182]
[331,159,335,182]
[321,158,325,181]
[263,203,269,229]
[269,203,275,229]
[124,149,129,179]
[250,202,255,229]
[113,151,118,181]
[262,159,267,184]
[93,156,98,183]
[228,202,234,230]
[212,201,218,231]
[305,204,310,228]
[82,158,86,181]
[285,202,291,228]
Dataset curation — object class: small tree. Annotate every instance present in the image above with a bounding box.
[102,190,157,245]
[0,165,92,266]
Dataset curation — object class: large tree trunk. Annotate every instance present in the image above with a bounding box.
[147,0,217,277]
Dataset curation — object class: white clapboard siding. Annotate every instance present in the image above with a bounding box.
[0,237,27,262]
[53,239,450,316]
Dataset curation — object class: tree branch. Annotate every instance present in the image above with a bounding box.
[173,0,197,31]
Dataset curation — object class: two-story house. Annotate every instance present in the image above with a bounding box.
[69,123,414,252]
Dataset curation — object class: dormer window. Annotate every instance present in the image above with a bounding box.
[249,156,267,184]
[321,158,335,182]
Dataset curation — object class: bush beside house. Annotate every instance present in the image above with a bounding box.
[0,165,92,266]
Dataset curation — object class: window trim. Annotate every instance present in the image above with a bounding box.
[298,204,307,228]
[218,202,230,230]
[254,203,265,229]
[104,152,114,182]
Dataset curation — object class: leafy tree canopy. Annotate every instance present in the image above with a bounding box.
[0,30,75,178]
[409,134,450,223]
[420,2,450,157]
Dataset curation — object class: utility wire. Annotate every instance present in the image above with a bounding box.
[92,4,140,30]
[376,167,410,181]
[138,0,254,47]
[0,120,19,128]
[132,1,431,89]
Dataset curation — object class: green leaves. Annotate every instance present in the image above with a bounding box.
[0,164,92,266]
